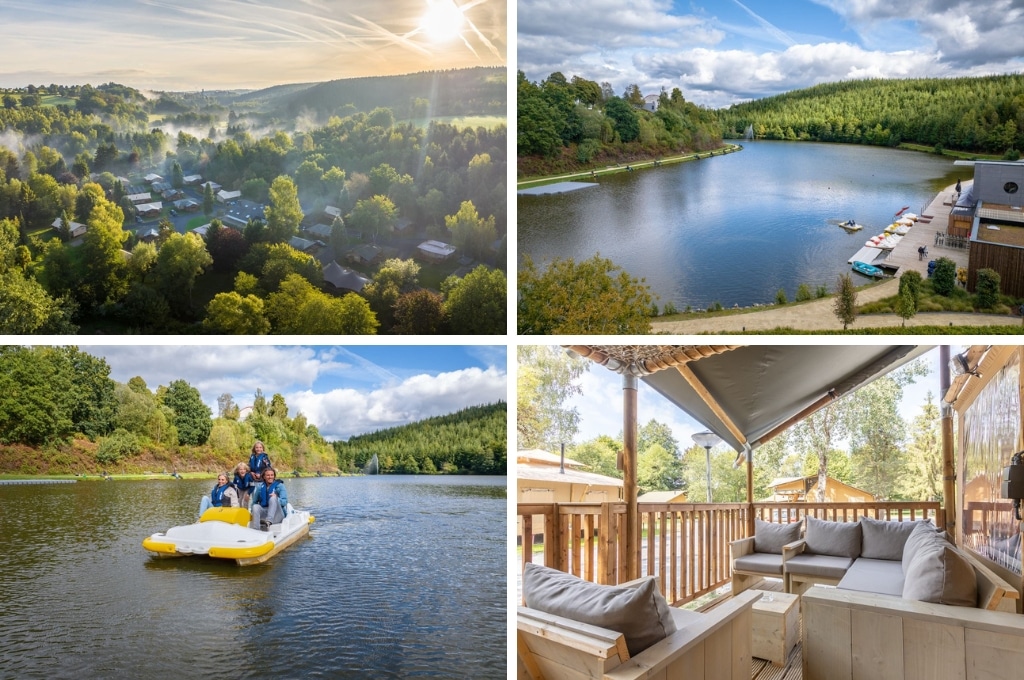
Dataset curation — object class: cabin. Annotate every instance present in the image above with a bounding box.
[182,174,203,185]
[767,475,874,503]
[135,202,163,218]
[304,223,333,240]
[222,199,265,229]
[199,181,222,194]
[143,173,163,184]
[517,344,1024,680]
[637,490,688,503]
[347,244,384,266]
[415,239,456,263]
[173,198,200,213]
[125,192,152,205]
[959,162,1024,297]
[288,236,317,253]
[51,216,86,238]
[216,189,242,203]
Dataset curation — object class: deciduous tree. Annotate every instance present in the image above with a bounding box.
[162,379,212,446]
[264,175,303,243]
[442,265,506,334]
[832,273,857,330]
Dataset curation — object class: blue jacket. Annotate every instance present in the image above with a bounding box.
[232,471,254,496]
[211,482,232,507]
[251,480,287,516]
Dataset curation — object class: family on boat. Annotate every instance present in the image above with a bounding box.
[197,440,287,530]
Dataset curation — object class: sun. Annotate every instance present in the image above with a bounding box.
[419,0,465,43]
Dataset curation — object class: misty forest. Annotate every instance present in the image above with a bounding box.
[0,67,507,335]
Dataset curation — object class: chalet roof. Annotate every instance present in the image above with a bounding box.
[568,345,933,453]
[516,463,623,488]
[322,261,369,292]
[637,490,687,503]
[516,448,585,467]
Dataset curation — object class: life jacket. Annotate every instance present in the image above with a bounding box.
[249,451,271,476]
[233,472,254,494]
[254,480,283,507]
[211,483,231,507]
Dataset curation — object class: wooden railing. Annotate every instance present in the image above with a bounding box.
[517,500,943,606]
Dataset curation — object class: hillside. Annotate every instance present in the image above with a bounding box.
[717,74,1024,155]
[332,402,507,475]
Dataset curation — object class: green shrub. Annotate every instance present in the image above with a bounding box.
[976,268,1001,308]
[932,257,957,296]
[775,288,788,305]
[662,301,678,315]
[96,428,141,465]
[795,283,812,302]
[815,284,828,298]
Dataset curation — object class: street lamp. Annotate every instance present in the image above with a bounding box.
[692,431,721,503]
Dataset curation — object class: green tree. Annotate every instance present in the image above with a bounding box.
[898,270,922,311]
[162,379,212,446]
[895,284,916,326]
[775,288,788,305]
[603,97,640,143]
[171,160,184,189]
[444,200,496,260]
[152,232,213,316]
[518,254,653,334]
[832,273,857,330]
[570,436,622,479]
[638,420,681,459]
[441,265,506,334]
[362,258,420,330]
[795,283,813,302]
[932,257,957,296]
[203,182,215,216]
[349,195,397,244]
[516,345,589,450]
[264,175,303,243]
[203,291,271,334]
[79,196,129,306]
[900,393,943,502]
[393,289,446,334]
[791,401,849,502]
[975,268,1001,308]
[638,443,683,494]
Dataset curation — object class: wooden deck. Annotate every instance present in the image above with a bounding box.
[877,184,969,276]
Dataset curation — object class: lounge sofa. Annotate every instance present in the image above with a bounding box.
[517,563,760,680]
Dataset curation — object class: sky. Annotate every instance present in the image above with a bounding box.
[76,344,507,441]
[0,0,506,91]
[517,0,1024,108]
[562,344,951,457]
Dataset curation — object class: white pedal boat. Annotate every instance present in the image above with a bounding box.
[143,505,314,565]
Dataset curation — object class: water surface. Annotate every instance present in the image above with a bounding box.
[1,476,506,679]
[518,141,973,309]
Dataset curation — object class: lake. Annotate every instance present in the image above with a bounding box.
[518,141,974,309]
[1,475,506,679]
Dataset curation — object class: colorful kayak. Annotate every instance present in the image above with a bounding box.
[852,261,885,278]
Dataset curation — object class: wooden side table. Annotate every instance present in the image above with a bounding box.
[750,590,800,666]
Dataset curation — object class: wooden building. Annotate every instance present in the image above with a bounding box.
[957,162,1024,297]
[767,475,874,503]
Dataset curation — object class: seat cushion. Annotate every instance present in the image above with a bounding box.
[753,518,802,554]
[838,558,905,596]
[522,563,677,657]
[785,553,854,580]
[902,543,978,607]
[860,517,927,561]
[805,516,862,558]
[734,552,785,576]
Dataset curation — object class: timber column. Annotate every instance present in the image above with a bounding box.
[623,374,639,581]
[940,345,956,536]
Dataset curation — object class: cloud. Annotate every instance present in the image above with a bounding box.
[290,365,507,440]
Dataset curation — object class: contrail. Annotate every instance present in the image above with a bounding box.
[732,0,796,47]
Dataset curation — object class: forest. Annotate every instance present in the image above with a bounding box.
[718,74,1024,155]
[0,71,506,335]
[0,345,335,475]
[519,347,942,504]
[517,71,724,177]
[332,402,507,475]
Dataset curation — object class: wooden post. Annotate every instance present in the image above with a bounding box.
[746,447,755,536]
[940,345,956,537]
[623,374,639,582]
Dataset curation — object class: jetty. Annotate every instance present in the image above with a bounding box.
[0,479,77,485]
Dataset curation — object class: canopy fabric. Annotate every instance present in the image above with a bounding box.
[569,345,933,452]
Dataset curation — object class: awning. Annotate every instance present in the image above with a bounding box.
[568,345,934,452]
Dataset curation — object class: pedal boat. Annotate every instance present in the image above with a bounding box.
[142,505,314,565]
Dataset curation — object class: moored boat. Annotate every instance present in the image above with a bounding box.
[838,219,864,231]
[851,260,885,278]
[142,505,314,565]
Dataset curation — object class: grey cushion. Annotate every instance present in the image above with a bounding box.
[838,558,905,596]
[522,563,677,656]
[784,554,854,579]
[860,517,926,560]
[901,522,946,573]
[753,518,802,554]
[734,552,785,576]
[805,516,862,558]
[902,543,978,607]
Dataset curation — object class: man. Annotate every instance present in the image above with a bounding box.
[249,467,287,530]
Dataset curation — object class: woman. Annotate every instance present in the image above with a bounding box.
[249,467,287,530]
[248,440,272,484]
[232,462,254,506]
[198,473,238,518]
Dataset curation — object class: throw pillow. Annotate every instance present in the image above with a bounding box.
[902,543,978,607]
[860,516,926,561]
[805,516,862,558]
[522,563,677,657]
[901,521,946,574]
[753,518,803,554]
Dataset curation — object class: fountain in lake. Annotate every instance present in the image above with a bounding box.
[744,124,754,140]
[364,453,379,475]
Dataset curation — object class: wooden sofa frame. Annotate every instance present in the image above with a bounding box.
[517,589,761,680]
[802,587,1024,680]
[729,535,803,594]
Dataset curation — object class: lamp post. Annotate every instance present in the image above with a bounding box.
[692,431,721,503]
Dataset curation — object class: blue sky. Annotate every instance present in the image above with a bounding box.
[517,0,1024,108]
[0,0,506,90]
[564,344,948,456]
[78,344,507,441]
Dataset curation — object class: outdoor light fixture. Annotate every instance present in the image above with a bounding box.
[692,431,721,503]
[949,352,972,377]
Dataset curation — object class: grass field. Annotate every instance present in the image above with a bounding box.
[186,215,210,230]
[401,114,506,130]
[39,94,76,107]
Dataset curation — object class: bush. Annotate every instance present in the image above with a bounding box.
[976,268,1001,308]
[931,257,957,296]
[96,428,141,465]
[662,301,678,316]
[775,288,788,305]
[815,284,828,298]
[795,283,812,302]
[898,270,923,311]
